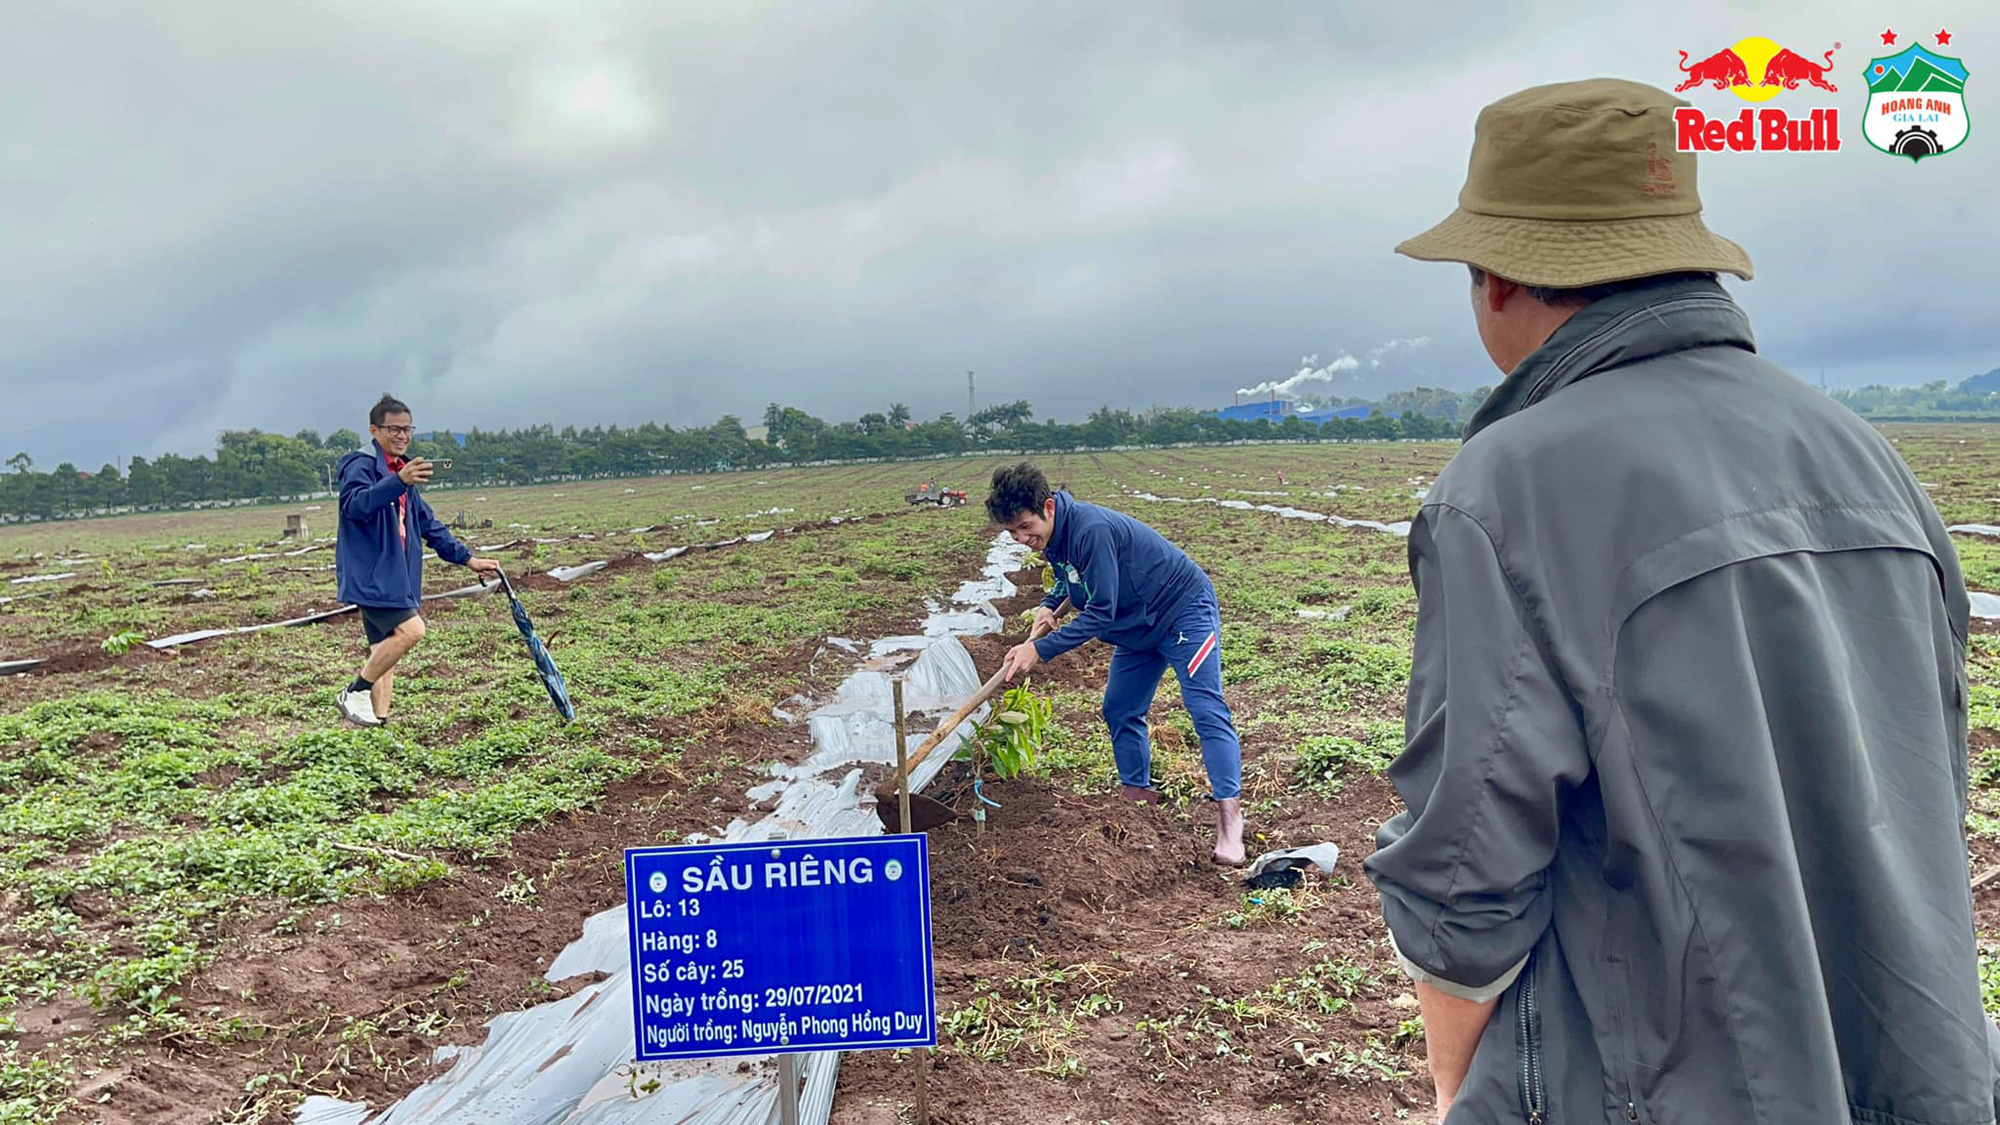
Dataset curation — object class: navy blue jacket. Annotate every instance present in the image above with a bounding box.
[335,442,471,609]
[1032,491,1211,661]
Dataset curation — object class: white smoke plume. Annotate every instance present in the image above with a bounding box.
[1237,352,1360,398]
[1367,336,1432,369]
[1235,337,1432,398]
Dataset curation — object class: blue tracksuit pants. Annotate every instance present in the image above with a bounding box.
[1100,593,1243,801]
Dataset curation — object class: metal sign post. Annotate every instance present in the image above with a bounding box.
[778,1054,800,1125]
[893,677,931,1125]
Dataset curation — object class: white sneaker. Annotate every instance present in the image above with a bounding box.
[337,689,383,727]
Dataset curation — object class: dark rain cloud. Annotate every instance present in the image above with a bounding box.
[1,0,1994,466]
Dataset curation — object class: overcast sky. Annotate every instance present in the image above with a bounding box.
[3,0,1994,467]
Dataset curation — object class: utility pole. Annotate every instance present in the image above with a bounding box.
[967,371,975,420]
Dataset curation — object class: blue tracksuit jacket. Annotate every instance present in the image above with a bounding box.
[335,442,471,609]
[1031,491,1212,662]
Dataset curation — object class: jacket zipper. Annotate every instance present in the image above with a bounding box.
[1604,959,1642,1123]
[1517,951,1545,1124]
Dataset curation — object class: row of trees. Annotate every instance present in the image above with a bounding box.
[1293,386,1493,425]
[1832,377,2000,420]
[761,395,1485,464]
[2,397,1475,523]
[1,428,366,525]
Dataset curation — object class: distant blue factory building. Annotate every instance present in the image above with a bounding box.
[1212,400,1290,422]
[1210,399,1373,425]
[1299,405,1375,424]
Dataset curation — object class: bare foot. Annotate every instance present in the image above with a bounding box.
[1212,797,1246,866]
[1119,784,1163,807]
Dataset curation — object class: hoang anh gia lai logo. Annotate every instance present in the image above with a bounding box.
[1863,27,1968,161]
[1675,36,1844,152]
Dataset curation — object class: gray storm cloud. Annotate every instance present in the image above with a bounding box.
[1,0,1995,466]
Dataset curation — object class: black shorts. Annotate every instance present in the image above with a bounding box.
[360,606,419,646]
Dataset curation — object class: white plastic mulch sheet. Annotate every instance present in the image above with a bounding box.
[545,562,612,583]
[8,571,78,585]
[145,605,363,649]
[294,536,1029,1125]
[1125,490,1413,536]
[219,542,332,564]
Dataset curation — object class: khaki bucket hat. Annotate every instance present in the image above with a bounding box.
[1395,77,1753,287]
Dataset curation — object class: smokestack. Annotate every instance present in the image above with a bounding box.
[1234,391,1239,406]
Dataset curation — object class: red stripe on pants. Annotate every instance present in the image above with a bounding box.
[1188,631,1217,675]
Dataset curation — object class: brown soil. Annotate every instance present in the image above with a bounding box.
[829,770,1430,1125]
[42,540,1002,1124]
[830,574,1434,1124]
[11,643,178,677]
[1973,730,2000,935]
[27,545,1432,1125]
[62,696,806,1125]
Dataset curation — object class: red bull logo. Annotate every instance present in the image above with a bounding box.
[1675,48,1752,92]
[1764,47,1841,92]
[1674,36,1843,152]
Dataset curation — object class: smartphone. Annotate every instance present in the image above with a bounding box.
[434,459,453,472]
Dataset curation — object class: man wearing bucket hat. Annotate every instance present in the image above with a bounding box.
[1361,79,1998,1122]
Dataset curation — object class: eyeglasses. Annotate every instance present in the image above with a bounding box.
[376,425,416,436]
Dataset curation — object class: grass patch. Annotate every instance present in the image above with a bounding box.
[1296,722,1403,794]
[940,961,1124,1078]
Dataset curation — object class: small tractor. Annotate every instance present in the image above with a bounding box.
[906,478,968,507]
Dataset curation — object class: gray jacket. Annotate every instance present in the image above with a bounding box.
[1363,274,2000,1124]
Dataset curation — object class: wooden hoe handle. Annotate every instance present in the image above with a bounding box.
[885,598,1070,786]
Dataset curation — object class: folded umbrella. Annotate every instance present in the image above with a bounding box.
[484,568,576,723]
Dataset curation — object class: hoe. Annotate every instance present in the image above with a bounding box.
[873,600,1067,832]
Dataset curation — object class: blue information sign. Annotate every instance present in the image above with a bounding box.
[624,834,937,1061]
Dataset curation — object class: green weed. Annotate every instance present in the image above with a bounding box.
[1296,723,1402,793]
[940,961,1122,1077]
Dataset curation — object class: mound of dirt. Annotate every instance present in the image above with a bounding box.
[921,765,1212,958]
[836,768,1433,1125]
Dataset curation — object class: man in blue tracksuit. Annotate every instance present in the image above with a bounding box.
[332,393,497,727]
[989,461,1246,865]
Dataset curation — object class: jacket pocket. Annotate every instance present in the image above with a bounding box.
[1517,949,1546,1124]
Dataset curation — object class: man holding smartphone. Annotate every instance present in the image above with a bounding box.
[333,393,498,727]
